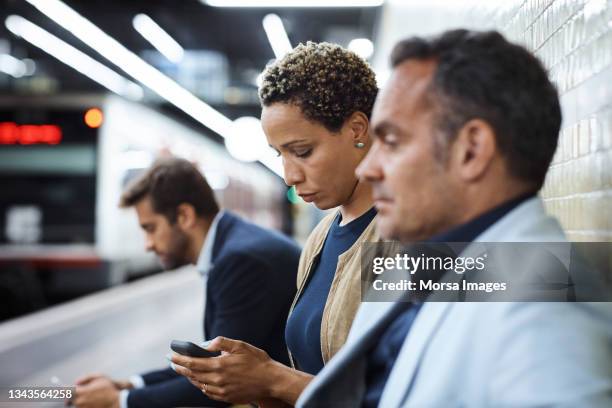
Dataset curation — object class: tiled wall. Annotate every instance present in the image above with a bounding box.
[375,0,612,241]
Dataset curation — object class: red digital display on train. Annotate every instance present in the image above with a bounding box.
[0,122,63,145]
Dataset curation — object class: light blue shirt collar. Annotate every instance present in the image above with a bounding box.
[196,211,224,277]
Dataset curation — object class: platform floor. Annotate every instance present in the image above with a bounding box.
[0,267,203,407]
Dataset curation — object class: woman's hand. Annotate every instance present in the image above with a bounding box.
[170,336,276,404]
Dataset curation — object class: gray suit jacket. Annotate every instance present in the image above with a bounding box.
[297,197,612,407]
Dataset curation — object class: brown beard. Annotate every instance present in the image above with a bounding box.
[161,225,191,270]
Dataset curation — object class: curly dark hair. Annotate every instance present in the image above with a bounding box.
[258,41,378,132]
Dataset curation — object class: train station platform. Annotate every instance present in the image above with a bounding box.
[0,267,203,407]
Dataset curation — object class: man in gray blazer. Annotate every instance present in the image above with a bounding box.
[297,29,612,407]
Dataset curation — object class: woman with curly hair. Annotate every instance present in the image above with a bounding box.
[172,41,380,407]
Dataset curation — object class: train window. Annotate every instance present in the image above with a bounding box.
[0,109,98,245]
[0,146,96,175]
[0,174,96,244]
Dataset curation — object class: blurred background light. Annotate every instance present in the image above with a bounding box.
[119,150,154,171]
[21,58,36,76]
[202,169,230,190]
[132,14,184,64]
[84,108,104,129]
[348,38,374,59]
[0,53,27,78]
[225,116,269,162]
[4,15,144,100]
[375,69,390,87]
[262,14,292,60]
[22,0,283,176]
[23,0,232,138]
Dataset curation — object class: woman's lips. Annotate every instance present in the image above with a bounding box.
[299,193,317,203]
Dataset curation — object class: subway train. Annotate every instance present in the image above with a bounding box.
[0,95,288,320]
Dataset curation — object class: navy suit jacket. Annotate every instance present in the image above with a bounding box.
[127,212,301,407]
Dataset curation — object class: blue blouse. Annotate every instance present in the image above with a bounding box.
[285,207,377,374]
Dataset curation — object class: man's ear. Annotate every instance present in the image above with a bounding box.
[344,111,369,144]
[176,203,197,230]
[449,119,497,182]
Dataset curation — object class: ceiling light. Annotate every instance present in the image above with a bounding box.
[225,117,269,162]
[5,15,143,99]
[0,53,27,78]
[132,14,184,63]
[23,0,282,176]
[204,0,384,7]
[22,58,36,75]
[23,0,232,139]
[348,38,374,59]
[262,14,292,59]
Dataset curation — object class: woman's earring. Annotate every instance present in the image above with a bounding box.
[355,142,365,148]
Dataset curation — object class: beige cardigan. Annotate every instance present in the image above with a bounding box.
[287,210,381,368]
